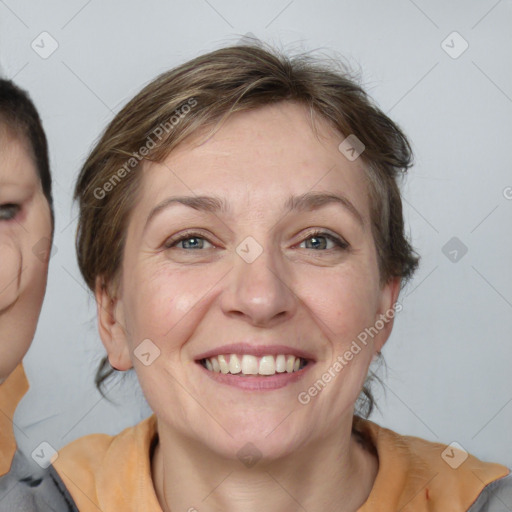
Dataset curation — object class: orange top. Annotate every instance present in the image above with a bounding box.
[54,415,510,511]
[0,364,29,476]
[355,419,509,510]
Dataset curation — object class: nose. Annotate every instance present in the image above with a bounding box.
[220,242,297,327]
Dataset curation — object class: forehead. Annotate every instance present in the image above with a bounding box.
[140,102,370,220]
[0,126,38,186]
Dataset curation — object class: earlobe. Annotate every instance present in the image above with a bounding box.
[94,276,133,371]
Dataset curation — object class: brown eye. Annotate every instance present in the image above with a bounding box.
[0,204,21,221]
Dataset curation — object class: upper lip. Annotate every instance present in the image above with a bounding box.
[194,342,316,361]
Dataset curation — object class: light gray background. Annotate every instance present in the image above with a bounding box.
[1,0,511,468]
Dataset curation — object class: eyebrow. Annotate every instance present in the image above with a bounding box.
[144,191,365,231]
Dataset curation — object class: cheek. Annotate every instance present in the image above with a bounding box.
[122,263,206,347]
[22,200,53,292]
[299,269,379,416]
[0,241,22,310]
[299,261,379,343]
[0,208,51,311]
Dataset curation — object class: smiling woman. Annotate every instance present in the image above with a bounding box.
[18,43,512,511]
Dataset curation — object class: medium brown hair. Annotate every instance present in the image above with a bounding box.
[74,43,420,417]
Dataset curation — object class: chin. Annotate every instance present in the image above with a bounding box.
[201,412,308,464]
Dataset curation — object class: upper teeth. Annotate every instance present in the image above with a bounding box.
[202,354,305,376]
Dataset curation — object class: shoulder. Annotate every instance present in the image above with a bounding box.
[52,428,124,505]
[0,420,148,512]
[53,415,157,510]
[354,418,510,511]
[468,473,512,511]
[54,430,115,476]
[0,364,29,476]
[55,414,156,475]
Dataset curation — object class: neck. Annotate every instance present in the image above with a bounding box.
[151,417,378,512]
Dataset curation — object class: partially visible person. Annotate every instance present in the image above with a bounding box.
[0,78,53,471]
[0,79,75,510]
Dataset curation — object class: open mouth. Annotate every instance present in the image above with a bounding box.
[197,354,309,377]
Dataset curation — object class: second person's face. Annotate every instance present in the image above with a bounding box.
[0,127,52,382]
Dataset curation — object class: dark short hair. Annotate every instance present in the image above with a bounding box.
[0,79,53,224]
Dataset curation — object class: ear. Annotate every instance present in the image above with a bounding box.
[94,276,133,371]
[373,276,402,354]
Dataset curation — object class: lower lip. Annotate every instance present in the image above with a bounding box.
[196,361,314,391]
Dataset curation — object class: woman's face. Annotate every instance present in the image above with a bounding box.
[0,127,52,383]
[100,102,400,459]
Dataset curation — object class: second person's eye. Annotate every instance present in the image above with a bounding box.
[0,204,21,221]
